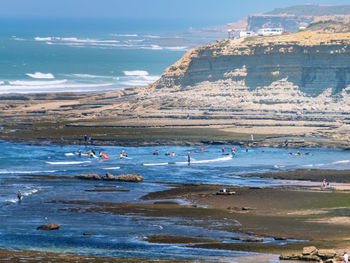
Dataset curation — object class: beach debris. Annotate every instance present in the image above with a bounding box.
[37,223,60,230]
[216,188,235,195]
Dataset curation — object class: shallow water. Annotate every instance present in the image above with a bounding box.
[1,140,350,261]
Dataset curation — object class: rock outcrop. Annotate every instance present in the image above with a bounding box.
[115,174,143,182]
[75,174,101,180]
[280,246,338,261]
[75,173,142,182]
[37,223,60,230]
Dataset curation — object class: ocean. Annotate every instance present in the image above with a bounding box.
[0,17,218,94]
[1,140,350,261]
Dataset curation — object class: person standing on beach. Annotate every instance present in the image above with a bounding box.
[344,251,348,263]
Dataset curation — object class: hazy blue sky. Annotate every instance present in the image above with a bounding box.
[1,0,349,25]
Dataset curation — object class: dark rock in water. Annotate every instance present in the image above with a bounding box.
[75,174,101,180]
[232,237,263,242]
[37,223,60,230]
[102,172,115,180]
[115,174,143,182]
[83,232,96,236]
[274,236,287,240]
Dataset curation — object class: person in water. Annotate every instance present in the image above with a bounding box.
[165,150,170,156]
[187,154,191,166]
[246,146,249,152]
[77,149,81,157]
[200,147,204,152]
[222,146,225,153]
[153,150,159,155]
[17,190,22,201]
[120,153,123,159]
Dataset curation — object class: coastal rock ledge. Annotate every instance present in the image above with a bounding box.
[280,246,337,261]
[75,173,143,182]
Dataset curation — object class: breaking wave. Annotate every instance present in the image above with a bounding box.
[123,70,149,76]
[26,72,55,79]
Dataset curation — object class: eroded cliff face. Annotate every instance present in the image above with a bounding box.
[153,31,350,97]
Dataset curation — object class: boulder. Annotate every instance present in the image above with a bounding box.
[75,174,101,180]
[317,249,336,259]
[102,172,114,180]
[303,246,318,255]
[37,223,60,230]
[115,174,143,182]
[279,253,300,260]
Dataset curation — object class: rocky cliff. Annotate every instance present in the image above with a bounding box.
[1,31,350,147]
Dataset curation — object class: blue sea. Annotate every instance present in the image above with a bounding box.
[0,18,219,94]
[1,140,350,262]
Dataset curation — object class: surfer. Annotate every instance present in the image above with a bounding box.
[90,150,96,159]
[17,190,22,201]
[200,147,204,152]
[120,153,123,159]
[77,149,82,157]
[99,152,109,159]
[170,152,175,156]
[246,146,248,152]
[153,150,159,155]
[165,150,170,156]
[187,154,191,166]
[222,146,225,153]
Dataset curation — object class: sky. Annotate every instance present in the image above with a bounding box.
[1,0,350,26]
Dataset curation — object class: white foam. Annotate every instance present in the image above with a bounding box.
[72,74,118,79]
[192,155,233,164]
[332,160,350,165]
[10,79,66,86]
[150,45,163,50]
[111,34,138,37]
[0,170,57,174]
[123,70,149,76]
[103,167,121,170]
[144,35,161,38]
[143,163,169,166]
[0,81,4,85]
[65,153,75,156]
[46,161,91,165]
[34,37,52,41]
[23,189,39,196]
[165,46,188,51]
[26,72,55,79]
[61,37,120,44]
[6,198,18,203]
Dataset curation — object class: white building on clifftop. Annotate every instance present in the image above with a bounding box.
[258,28,283,36]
